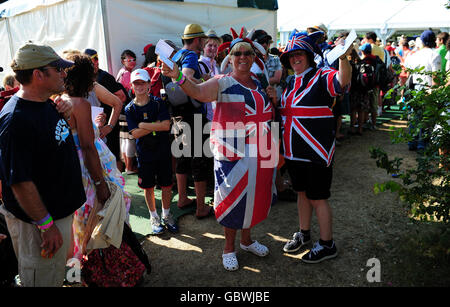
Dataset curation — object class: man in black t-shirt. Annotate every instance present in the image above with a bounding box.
[83,48,128,171]
[0,42,86,286]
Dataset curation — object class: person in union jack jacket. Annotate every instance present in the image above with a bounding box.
[279,30,352,263]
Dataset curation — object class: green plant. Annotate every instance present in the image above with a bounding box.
[370,68,450,223]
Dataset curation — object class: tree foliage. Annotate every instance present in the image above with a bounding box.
[370,68,450,223]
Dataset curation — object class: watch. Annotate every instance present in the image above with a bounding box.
[106,124,114,129]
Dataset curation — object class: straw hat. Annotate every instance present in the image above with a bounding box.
[181,24,207,40]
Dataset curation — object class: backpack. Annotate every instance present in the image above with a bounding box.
[198,61,210,75]
[374,56,390,90]
[161,50,201,108]
[356,62,376,90]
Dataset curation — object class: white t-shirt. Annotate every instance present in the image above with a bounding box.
[405,47,441,89]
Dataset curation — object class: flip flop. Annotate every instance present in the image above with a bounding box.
[196,206,215,220]
[177,198,196,210]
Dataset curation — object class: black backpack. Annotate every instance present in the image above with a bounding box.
[356,62,376,90]
[374,56,389,90]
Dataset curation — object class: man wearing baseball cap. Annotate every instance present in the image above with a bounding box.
[0,42,86,286]
[404,30,441,151]
[124,69,177,235]
[171,24,214,219]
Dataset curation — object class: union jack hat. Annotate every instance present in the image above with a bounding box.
[280,30,324,69]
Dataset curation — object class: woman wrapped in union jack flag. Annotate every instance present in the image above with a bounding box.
[161,27,278,271]
[279,30,352,263]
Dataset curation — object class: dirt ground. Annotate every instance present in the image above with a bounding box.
[139,119,449,288]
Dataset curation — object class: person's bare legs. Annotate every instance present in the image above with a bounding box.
[195,180,211,217]
[176,173,193,208]
[161,186,172,210]
[144,188,156,212]
[240,228,253,246]
[297,191,313,231]
[309,199,333,241]
[224,227,237,254]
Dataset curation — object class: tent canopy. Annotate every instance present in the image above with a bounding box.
[0,0,277,79]
[278,0,450,46]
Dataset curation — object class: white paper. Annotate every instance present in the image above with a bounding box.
[155,39,175,69]
[326,29,357,65]
[91,106,103,125]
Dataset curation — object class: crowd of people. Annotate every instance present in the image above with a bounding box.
[0,21,449,286]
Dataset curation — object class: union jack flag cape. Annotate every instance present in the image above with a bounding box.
[280,67,343,166]
[211,75,277,229]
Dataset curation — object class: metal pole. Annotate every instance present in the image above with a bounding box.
[100,0,113,73]
[5,18,15,60]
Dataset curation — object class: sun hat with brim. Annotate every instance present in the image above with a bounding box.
[205,29,223,44]
[181,24,207,40]
[130,69,150,83]
[279,30,324,69]
[10,42,73,71]
[307,23,328,34]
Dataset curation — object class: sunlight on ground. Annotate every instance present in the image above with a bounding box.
[202,233,225,240]
[149,237,203,253]
[242,266,261,273]
[283,250,309,260]
[180,234,195,239]
[267,233,288,242]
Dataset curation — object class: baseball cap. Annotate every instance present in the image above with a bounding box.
[420,30,436,48]
[360,43,372,53]
[142,44,153,56]
[181,24,207,40]
[83,48,98,58]
[130,69,150,83]
[251,29,273,45]
[10,42,74,71]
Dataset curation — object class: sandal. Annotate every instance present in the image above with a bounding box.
[240,240,269,257]
[222,252,239,271]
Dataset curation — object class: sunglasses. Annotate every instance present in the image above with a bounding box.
[232,51,254,57]
[41,66,64,73]
[124,58,136,62]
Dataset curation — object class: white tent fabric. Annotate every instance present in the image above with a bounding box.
[0,0,276,80]
[278,0,450,46]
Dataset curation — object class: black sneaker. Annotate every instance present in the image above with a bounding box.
[301,241,337,263]
[283,232,311,253]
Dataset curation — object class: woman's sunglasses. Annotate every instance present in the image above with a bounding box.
[232,51,254,57]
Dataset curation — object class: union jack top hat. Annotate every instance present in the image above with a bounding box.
[280,30,324,69]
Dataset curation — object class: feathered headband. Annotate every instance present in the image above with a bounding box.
[218,27,266,73]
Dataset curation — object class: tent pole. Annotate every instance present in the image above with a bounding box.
[100,0,113,74]
[5,18,14,60]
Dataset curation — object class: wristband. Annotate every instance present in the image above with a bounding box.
[175,71,183,82]
[38,219,54,233]
[33,213,51,226]
[176,74,186,86]
[94,179,104,186]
